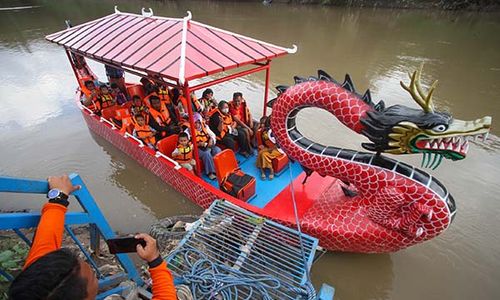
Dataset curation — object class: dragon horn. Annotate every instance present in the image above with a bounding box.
[362,89,372,105]
[400,63,437,113]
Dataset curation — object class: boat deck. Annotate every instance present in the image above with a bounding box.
[202,152,304,208]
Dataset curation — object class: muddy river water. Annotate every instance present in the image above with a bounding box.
[1,1,500,299]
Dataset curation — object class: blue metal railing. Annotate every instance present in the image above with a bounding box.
[0,173,143,299]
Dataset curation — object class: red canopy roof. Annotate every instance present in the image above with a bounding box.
[46,9,296,84]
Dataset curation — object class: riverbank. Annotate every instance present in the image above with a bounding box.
[271,0,500,11]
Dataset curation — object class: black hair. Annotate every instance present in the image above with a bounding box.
[133,95,141,101]
[202,88,213,98]
[178,132,189,139]
[84,80,94,87]
[110,83,118,89]
[171,88,180,105]
[232,92,243,100]
[8,249,88,300]
[99,84,108,90]
[149,95,160,103]
[135,113,145,119]
[218,100,228,110]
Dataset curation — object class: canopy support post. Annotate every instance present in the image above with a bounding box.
[65,49,81,86]
[183,83,202,177]
[263,62,271,117]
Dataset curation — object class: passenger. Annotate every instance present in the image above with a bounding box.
[105,65,126,93]
[208,101,252,157]
[185,113,221,180]
[256,116,284,180]
[178,91,202,118]
[130,95,149,117]
[98,85,116,110]
[199,88,217,117]
[171,88,187,119]
[140,76,157,95]
[229,92,258,148]
[8,175,176,300]
[110,83,128,105]
[81,80,100,107]
[148,96,181,139]
[133,114,156,149]
[157,85,178,124]
[172,132,196,173]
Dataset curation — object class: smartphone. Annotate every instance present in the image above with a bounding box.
[106,237,146,254]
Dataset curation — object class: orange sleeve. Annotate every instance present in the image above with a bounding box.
[23,203,67,269]
[150,260,177,300]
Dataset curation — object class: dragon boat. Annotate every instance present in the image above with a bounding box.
[46,8,492,253]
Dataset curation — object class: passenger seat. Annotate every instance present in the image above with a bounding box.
[213,149,256,202]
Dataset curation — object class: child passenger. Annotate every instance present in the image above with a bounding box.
[256,116,284,180]
[110,83,127,105]
[133,114,156,149]
[172,132,196,173]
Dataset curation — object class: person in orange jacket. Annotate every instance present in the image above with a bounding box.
[8,175,177,300]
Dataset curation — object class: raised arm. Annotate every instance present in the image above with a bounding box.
[135,233,176,300]
[24,175,80,269]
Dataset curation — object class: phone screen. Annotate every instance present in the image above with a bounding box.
[106,237,146,254]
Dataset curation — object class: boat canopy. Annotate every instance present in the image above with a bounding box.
[45,9,296,85]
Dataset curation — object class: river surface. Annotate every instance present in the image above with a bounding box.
[1,1,500,299]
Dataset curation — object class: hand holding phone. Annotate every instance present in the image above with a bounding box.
[106,236,146,254]
[134,233,160,263]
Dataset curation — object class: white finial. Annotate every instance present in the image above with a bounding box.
[141,7,153,17]
[186,11,192,20]
[287,44,298,54]
[114,6,121,14]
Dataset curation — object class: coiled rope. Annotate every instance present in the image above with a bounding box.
[166,247,314,299]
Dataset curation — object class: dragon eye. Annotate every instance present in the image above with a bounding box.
[432,124,448,132]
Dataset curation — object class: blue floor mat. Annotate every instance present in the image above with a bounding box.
[202,152,303,208]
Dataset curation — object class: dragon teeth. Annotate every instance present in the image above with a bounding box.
[446,143,453,150]
[484,132,489,141]
[432,142,438,149]
[425,142,431,149]
[439,142,446,150]
[444,137,452,143]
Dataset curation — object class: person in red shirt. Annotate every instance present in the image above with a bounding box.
[229,92,258,149]
[8,175,176,300]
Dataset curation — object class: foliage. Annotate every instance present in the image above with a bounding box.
[0,237,30,300]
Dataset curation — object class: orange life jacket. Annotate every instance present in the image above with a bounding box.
[99,93,115,109]
[180,95,202,114]
[158,87,172,104]
[174,143,193,163]
[195,125,210,144]
[133,122,156,145]
[208,108,233,140]
[229,101,251,125]
[149,103,172,127]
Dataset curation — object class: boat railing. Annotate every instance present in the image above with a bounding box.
[100,116,117,129]
[155,151,182,170]
[0,174,144,299]
[124,131,144,148]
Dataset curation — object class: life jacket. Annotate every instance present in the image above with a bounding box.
[195,124,210,145]
[130,105,149,119]
[180,95,202,114]
[149,103,172,127]
[133,122,156,145]
[158,87,172,104]
[229,101,251,125]
[99,94,115,109]
[174,143,193,163]
[208,109,233,140]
